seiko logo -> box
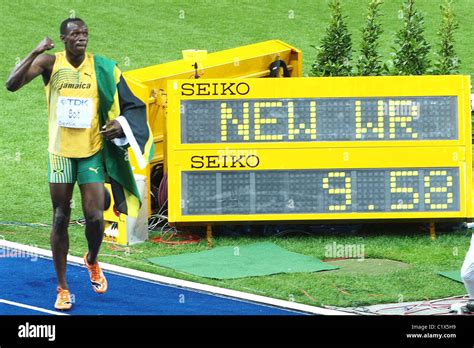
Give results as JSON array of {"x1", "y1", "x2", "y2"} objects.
[
  {"x1": 181, "y1": 82, "x2": 250, "y2": 96},
  {"x1": 191, "y1": 155, "x2": 260, "y2": 169}
]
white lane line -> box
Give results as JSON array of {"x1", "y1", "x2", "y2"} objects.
[
  {"x1": 0, "y1": 299, "x2": 69, "y2": 316},
  {"x1": 0, "y1": 240, "x2": 352, "y2": 315}
]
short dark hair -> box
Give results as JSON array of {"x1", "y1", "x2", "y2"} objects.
[{"x1": 60, "y1": 17, "x2": 85, "y2": 35}]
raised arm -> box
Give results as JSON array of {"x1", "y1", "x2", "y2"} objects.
[{"x1": 5, "y1": 37, "x2": 56, "y2": 92}]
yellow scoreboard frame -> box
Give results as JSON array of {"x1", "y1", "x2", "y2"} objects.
[{"x1": 166, "y1": 75, "x2": 472, "y2": 224}]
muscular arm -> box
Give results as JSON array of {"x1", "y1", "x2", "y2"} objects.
[{"x1": 5, "y1": 37, "x2": 56, "y2": 92}]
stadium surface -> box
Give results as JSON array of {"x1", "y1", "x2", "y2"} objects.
[{"x1": 0, "y1": 241, "x2": 347, "y2": 315}]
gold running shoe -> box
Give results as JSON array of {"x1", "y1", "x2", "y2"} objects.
[
  {"x1": 54, "y1": 287, "x2": 72, "y2": 311},
  {"x1": 84, "y1": 253, "x2": 108, "y2": 294}
]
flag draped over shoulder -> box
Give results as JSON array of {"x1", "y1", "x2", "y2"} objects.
[{"x1": 94, "y1": 55, "x2": 154, "y2": 218}]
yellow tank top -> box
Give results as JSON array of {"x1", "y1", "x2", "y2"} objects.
[{"x1": 45, "y1": 51, "x2": 102, "y2": 158}]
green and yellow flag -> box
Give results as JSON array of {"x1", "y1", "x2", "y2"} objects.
[{"x1": 94, "y1": 55, "x2": 154, "y2": 218}]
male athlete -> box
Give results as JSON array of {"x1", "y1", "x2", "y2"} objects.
[{"x1": 6, "y1": 18, "x2": 151, "y2": 310}]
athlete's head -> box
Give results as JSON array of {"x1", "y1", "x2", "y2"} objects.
[{"x1": 60, "y1": 18, "x2": 88, "y2": 56}]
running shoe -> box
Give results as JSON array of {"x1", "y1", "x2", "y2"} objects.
[
  {"x1": 54, "y1": 287, "x2": 72, "y2": 311},
  {"x1": 84, "y1": 253, "x2": 108, "y2": 294}
]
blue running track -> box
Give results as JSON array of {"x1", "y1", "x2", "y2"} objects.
[{"x1": 0, "y1": 247, "x2": 304, "y2": 315}]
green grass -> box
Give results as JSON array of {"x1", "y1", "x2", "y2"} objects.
[
  {"x1": 0, "y1": 223, "x2": 470, "y2": 307},
  {"x1": 0, "y1": 0, "x2": 473, "y2": 309}
]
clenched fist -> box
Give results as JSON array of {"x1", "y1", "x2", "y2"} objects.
[{"x1": 34, "y1": 37, "x2": 55, "y2": 54}]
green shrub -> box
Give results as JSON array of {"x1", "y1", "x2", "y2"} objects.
[
  {"x1": 391, "y1": 0, "x2": 431, "y2": 75},
  {"x1": 432, "y1": 0, "x2": 460, "y2": 75},
  {"x1": 311, "y1": 0, "x2": 352, "y2": 77},
  {"x1": 356, "y1": 0, "x2": 384, "y2": 76}
]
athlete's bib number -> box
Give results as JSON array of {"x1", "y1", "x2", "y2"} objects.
[{"x1": 57, "y1": 97, "x2": 93, "y2": 128}]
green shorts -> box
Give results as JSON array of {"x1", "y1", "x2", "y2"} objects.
[{"x1": 48, "y1": 151, "x2": 105, "y2": 185}]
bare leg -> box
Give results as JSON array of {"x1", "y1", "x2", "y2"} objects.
[
  {"x1": 79, "y1": 183, "x2": 104, "y2": 264},
  {"x1": 50, "y1": 183, "x2": 74, "y2": 290}
]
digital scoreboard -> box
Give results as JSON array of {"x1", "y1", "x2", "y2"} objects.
[
  {"x1": 181, "y1": 96, "x2": 458, "y2": 143},
  {"x1": 167, "y1": 76, "x2": 472, "y2": 223}
]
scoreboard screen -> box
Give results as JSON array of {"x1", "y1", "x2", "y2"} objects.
[
  {"x1": 167, "y1": 76, "x2": 472, "y2": 223},
  {"x1": 182, "y1": 168, "x2": 460, "y2": 215},
  {"x1": 181, "y1": 97, "x2": 458, "y2": 143}
]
